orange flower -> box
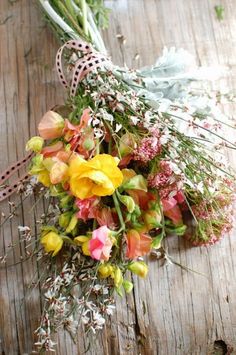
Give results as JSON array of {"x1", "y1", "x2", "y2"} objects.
[{"x1": 126, "y1": 229, "x2": 152, "y2": 259}]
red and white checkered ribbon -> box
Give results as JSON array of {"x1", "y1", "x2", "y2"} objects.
[
  {"x1": 56, "y1": 39, "x2": 111, "y2": 96},
  {"x1": 0, "y1": 153, "x2": 33, "y2": 201}
]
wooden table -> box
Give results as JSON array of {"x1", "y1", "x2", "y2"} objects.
[{"x1": 0, "y1": 1, "x2": 235, "y2": 354}]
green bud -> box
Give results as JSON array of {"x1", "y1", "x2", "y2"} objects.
[
  {"x1": 82, "y1": 138, "x2": 95, "y2": 151},
  {"x1": 151, "y1": 234, "x2": 164, "y2": 249},
  {"x1": 26, "y1": 136, "x2": 44, "y2": 153},
  {"x1": 122, "y1": 280, "x2": 133, "y2": 293},
  {"x1": 117, "y1": 193, "x2": 135, "y2": 213},
  {"x1": 122, "y1": 175, "x2": 147, "y2": 192},
  {"x1": 59, "y1": 194, "x2": 74, "y2": 208},
  {"x1": 59, "y1": 212, "x2": 72, "y2": 229},
  {"x1": 119, "y1": 133, "x2": 136, "y2": 157},
  {"x1": 65, "y1": 214, "x2": 78, "y2": 234},
  {"x1": 128, "y1": 261, "x2": 148, "y2": 278},
  {"x1": 113, "y1": 267, "x2": 123, "y2": 289}
]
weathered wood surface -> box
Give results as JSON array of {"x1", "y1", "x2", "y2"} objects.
[{"x1": 0, "y1": 0, "x2": 236, "y2": 354}]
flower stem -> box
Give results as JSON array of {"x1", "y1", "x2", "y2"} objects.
[
  {"x1": 81, "y1": 0, "x2": 88, "y2": 36},
  {"x1": 112, "y1": 192, "x2": 125, "y2": 232}
]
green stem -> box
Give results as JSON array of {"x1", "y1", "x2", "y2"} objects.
[
  {"x1": 112, "y1": 192, "x2": 125, "y2": 231},
  {"x1": 81, "y1": 0, "x2": 88, "y2": 36}
]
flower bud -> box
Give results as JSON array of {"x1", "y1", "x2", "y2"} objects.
[
  {"x1": 122, "y1": 175, "x2": 147, "y2": 192},
  {"x1": 128, "y1": 261, "x2": 148, "y2": 278},
  {"x1": 26, "y1": 136, "x2": 44, "y2": 152},
  {"x1": 50, "y1": 161, "x2": 69, "y2": 184},
  {"x1": 38, "y1": 170, "x2": 51, "y2": 187},
  {"x1": 113, "y1": 267, "x2": 123, "y2": 288},
  {"x1": 41, "y1": 231, "x2": 63, "y2": 256},
  {"x1": 59, "y1": 212, "x2": 72, "y2": 229},
  {"x1": 143, "y1": 210, "x2": 162, "y2": 230},
  {"x1": 98, "y1": 263, "x2": 114, "y2": 278},
  {"x1": 38, "y1": 110, "x2": 64, "y2": 139},
  {"x1": 65, "y1": 214, "x2": 78, "y2": 234},
  {"x1": 119, "y1": 133, "x2": 136, "y2": 157},
  {"x1": 82, "y1": 137, "x2": 95, "y2": 151},
  {"x1": 59, "y1": 194, "x2": 73, "y2": 208},
  {"x1": 122, "y1": 280, "x2": 133, "y2": 293},
  {"x1": 118, "y1": 194, "x2": 135, "y2": 213},
  {"x1": 74, "y1": 235, "x2": 90, "y2": 256}
]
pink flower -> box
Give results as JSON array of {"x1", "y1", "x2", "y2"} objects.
[
  {"x1": 133, "y1": 131, "x2": 161, "y2": 163},
  {"x1": 75, "y1": 197, "x2": 99, "y2": 222},
  {"x1": 162, "y1": 197, "x2": 183, "y2": 225},
  {"x1": 89, "y1": 226, "x2": 113, "y2": 261},
  {"x1": 175, "y1": 190, "x2": 185, "y2": 204}
]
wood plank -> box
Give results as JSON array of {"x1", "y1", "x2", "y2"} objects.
[{"x1": 0, "y1": 0, "x2": 235, "y2": 354}]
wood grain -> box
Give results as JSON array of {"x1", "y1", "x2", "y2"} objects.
[{"x1": 0, "y1": 0, "x2": 236, "y2": 354}]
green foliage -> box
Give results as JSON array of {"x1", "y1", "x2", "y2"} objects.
[{"x1": 86, "y1": 0, "x2": 110, "y2": 29}]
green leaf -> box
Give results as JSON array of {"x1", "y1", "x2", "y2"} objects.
[{"x1": 152, "y1": 234, "x2": 164, "y2": 249}]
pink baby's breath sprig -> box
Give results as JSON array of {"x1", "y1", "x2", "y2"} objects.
[{"x1": 133, "y1": 131, "x2": 162, "y2": 163}]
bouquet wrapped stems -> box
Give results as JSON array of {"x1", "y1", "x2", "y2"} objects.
[{"x1": 38, "y1": 0, "x2": 108, "y2": 53}]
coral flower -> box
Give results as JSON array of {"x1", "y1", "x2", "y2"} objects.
[
  {"x1": 38, "y1": 111, "x2": 65, "y2": 140},
  {"x1": 162, "y1": 197, "x2": 183, "y2": 225},
  {"x1": 94, "y1": 207, "x2": 117, "y2": 229},
  {"x1": 69, "y1": 154, "x2": 123, "y2": 199},
  {"x1": 75, "y1": 197, "x2": 99, "y2": 221},
  {"x1": 126, "y1": 229, "x2": 152, "y2": 259},
  {"x1": 89, "y1": 226, "x2": 113, "y2": 261},
  {"x1": 41, "y1": 141, "x2": 64, "y2": 158}
]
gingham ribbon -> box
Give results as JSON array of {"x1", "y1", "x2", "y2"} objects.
[
  {"x1": 56, "y1": 39, "x2": 111, "y2": 96},
  {"x1": 0, "y1": 153, "x2": 33, "y2": 201}
]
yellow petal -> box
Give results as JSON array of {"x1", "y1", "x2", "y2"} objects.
[
  {"x1": 82, "y1": 240, "x2": 90, "y2": 256},
  {"x1": 74, "y1": 236, "x2": 90, "y2": 245},
  {"x1": 70, "y1": 176, "x2": 94, "y2": 199},
  {"x1": 68, "y1": 155, "x2": 86, "y2": 176},
  {"x1": 38, "y1": 169, "x2": 51, "y2": 187}
]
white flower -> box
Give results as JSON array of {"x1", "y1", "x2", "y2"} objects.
[
  {"x1": 94, "y1": 128, "x2": 104, "y2": 138},
  {"x1": 93, "y1": 312, "x2": 105, "y2": 327},
  {"x1": 18, "y1": 225, "x2": 30, "y2": 233},
  {"x1": 115, "y1": 123, "x2": 122, "y2": 132},
  {"x1": 130, "y1": 115, "x2": 140, "y2": 125},
  {"x1": 105, "y1": 304, "x2": 115, "y2": 316}
]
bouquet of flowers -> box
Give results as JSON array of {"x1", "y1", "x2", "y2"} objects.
[{"x1": 1, "y1": 0, "x2": 235, "y2": 352}]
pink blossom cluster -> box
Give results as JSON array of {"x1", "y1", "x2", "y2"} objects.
[
  {"x1": 148, "y1": 160, "x2": 173, "y2": 189},
  {"x1": 133, "y1": 135, "x2": 161, "y2": 163}
]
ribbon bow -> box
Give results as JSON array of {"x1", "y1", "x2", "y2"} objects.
[{"x1": 56, "y1": 39, "x2": 111, "y2": 97}]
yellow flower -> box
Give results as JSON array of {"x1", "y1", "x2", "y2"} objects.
[
  {"x1": 41, "y1": 231, "x2": 63, "y2": 256},
  {"x1": 74, "y1": 235, "x2": 91, "y2": 256},
  {"x1": 69, "y1": 154, "x2": 123, "y2": 199},
  {"x1": 38, "y1": 169, "x2": 51, "y2": 187},
  {"x1": 98, "y1": 263, "x2": 114, "y2": 278},
  {"x1": 128, "y1": 261, "x2": 148, "y2": 278},
  {"x1": 113, "y1": 267, "x2": 123, "y2": 288}
]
